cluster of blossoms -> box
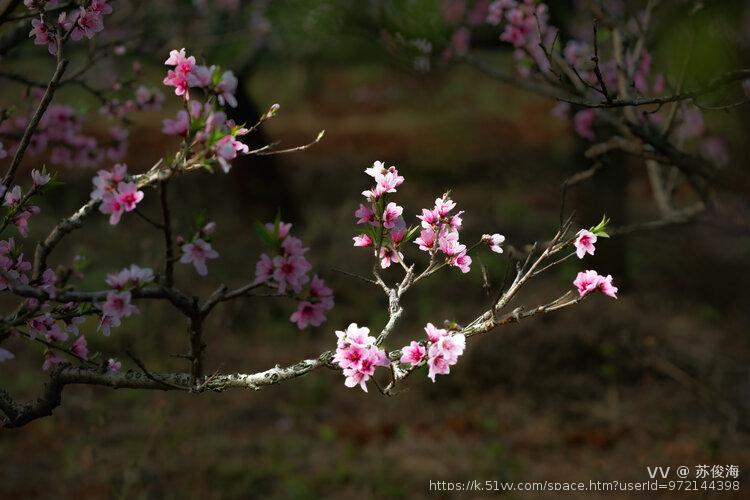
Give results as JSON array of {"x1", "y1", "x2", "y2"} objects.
[
  {"x1": 90, "y1": 163, "x2": 144, "y2": 225},
  {"x1": 27, "y1": 294, "x2": 121, "y2": 373},
  {"x1": 484, "y1": 1, "x2": 730, "y2": 165},
  {"x1": 100, "y1": 85, "x2": 165, "y2": 120},
  {"x1": 0, "y1": 104, "x2": 103, "y2": 168},
  {"x1": 163, "y1": 48, "x2": 238, "y2": 107},
  {"x1": 1, "y1": 169, "x2": 50, "y2": 238},
  {"x1": 413, "y1": 194, "x2": 473, "y2": 273},
  {"x1": 0, "y1": 239, "x2": 31, "y2": 291},
  {"x1": 401, "y1": 323, "x2": 466, "y2": 382},
  {"x1": 333, "y1": 323, "x2": 388, "y2": 392},
  {"x1": 488, "y1": 0, "x2": 555, "y2": 75},
  {"x1": 399, "y1": 1, "x2": 731, "y2": 167},
  {"x1": 1, "y1": 243, "x2": 100, "y2": 371},
  {"x1": 254, "y1": 221, "x2": 334, "y2": 329},
  {"x1": 98, "y1": 264, "x2": 154, "y2": 336},
  {"x1": 572, "y1": 224, "x2": 618, "y2": 299},
  {"x1": 333, "y1": 320, "x2": 467, "y2": 392},
  {"x1": 28, "y1": 0, "x2": 113, "y2": 55},
  {"x1": 352, "y1": 161, "x2": 408, "y2": 268},
  {"x1": 161, "y1": 49, "x2": 249, "y2": 173},
  {"x1": 178, "y1": 221, "x2": 219, "y2": 276},
  {"x1": 353, "y1": 161, "x2": 504, "y2": 273}
]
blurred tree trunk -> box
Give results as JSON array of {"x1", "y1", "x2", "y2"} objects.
[
  {"x1": 574, "y1": 142, "x2": 629, "y2": 287},
  {"x1": 225, "y1": 57, "x2": 300, "y2": 222}
]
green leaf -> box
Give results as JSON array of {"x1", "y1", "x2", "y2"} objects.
[
  {"x1": 273, "y1": 209, "x2": 282, "y2": 240},
  {"x1": 254, "y1": 221, "x2": 276, "y2": 247},
  {"x1": 402, "y1": 224, "x2": 420, "y2": 244},
  {"x1": 589, "y1": 214, "x2": 611, "y2": 236}
]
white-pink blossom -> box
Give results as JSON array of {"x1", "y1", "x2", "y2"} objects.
[
  {"x1": 400, "y1": 341, "x2": 426, "y2": 366},
  {"x1": 333, "y1": 323, "x2": 388, "y2": 392},
  {"x1": 102, "y1": 291, "x2": 139, "y2": 319},
  {"x1": 483, "y1": 233, "x2": 505, "y2": 253},
  {"x1": 574, "y1": 229, "x2": 597, "y2": 259},
  {"x1": 180, "y1": 239, "x2": 219, "y2": 276}
]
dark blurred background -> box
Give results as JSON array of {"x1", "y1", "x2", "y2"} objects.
[{"x1": 1, "y1": 1, "x2": 750, "y2": 498}]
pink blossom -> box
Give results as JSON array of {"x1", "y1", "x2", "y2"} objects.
[
  {"x1": 596, "y1": 274, "x2": 618, "y2": 298},
  {"x1": 254, "y1": 253, "x2": 274, "y2": 283},
  {"x1": 362, "y1": 167, "x2": 405, "y2": 200},
  {"x1": 29, "y1": 314, "x2": 66, "y2": 342},
  {"x1": 352, "y1": 234, "x2": 373, "y2": 247},
  {"x1": 355, "y1": 204, "x2": 376, "y2": 225},
  {"x1": 289, "y1": 301, "x2": 327, "y2": 329},
  {"x1": 390, "y1": 219, "x2": 407, "y2": 244},
  {"x1": 333, "y1": 323, "x2": 388, "y2": 392},
  {"x1": 13, "y1": 208, "x2": 39, "y2": 238},
  {"x1": 31, "y1": 169, "x2": 50, "y2": 187},
  {"x1": 448, "y1": 211, "x2": 463, "y2": 230},
  {"x1": 452, "y1": 251, "x2": 472, "y2": 273},
  {"x1": 574, "y1": 270, "x2": 618, "y2": 298},
  {"x1": 272, "y1": 254, "x2": 311, "y2": 293},
  {"x1": 701, "y1": 136, "x2": 729, "y2": 167},
  {"x1": 309, "y1": 275, "x2": 334, "y2": 310},
  {"x1": 180, "y1": 239, "x2": 219, "y2": 276},
  {"x1": 116, "y1": 182, "x2": 144, "y2": 211},
  {"x1": 102, "y1": 290, "x2": 138, "y2": 319},
  {"x1": 106, "y1": 265, "x2": 154, "y2": 290},
  {"x1": 63, "y1": 316, "x2": 85, "y2": 337},
  {"x1": 483, "y1": 233, "x2": 505, "y2": 253},
  {"x1": 438, "y1": 231, "x2": 464, "y2": 257},
  {"x1": 188, "y1": 64, "x2": 214, "y2": 88},
  {"x1": 40, "y1": 268, "x2": 58, "y2": 298},
  {"x1": 573, "y1": 270, "x2": 599, "y2": 296},
  {"x1": 426, "y1": 328, "x2": 466, "y2": 382},
  {"x1": 379, "y1": 167, "x2": 404, "y2": 188},
  {"x1": 165, "y1": 48, "x2": 195, "y2": 70},
  {"x1": 42, "y1": 351, "x2": 65, "y2": 371},
  {"x1": 99, "y1": 192, "x2": 124, "y2": 225},
  {"x1": 364, "y1": 160, "x2": 386, "y2": 177},
  {"x1": 400, "y1": 341, "x2": 426, "y2": 366},
  {"x1": 162, "y1": 110, "x2": 190, "y2": 135},
  {"x1": 70, "y1": 7, "x2": 104, "y2": 42},
  {"x1": 71, "y1": 335, "x2": 89, "y2": 360},
  {"x1": 214, "y1": 135, "x2": 249, "y2": 173},
  {"x1": 382, "y1": 202, "x2": 403, "y2": 229},
  {"x1": 417, "y1": 207, "x2": 440, "y2": 228},
  {"x1": 425, "y1": 322, "x2": 447, "y2": 342},
  {"x1": 379, "y1": 247, "x2": 404, "y2": 269},
  {"x1": 264, "y1": 221, "x2": 293, "y2": 239},
  {"x1": 29, "y1": 17, "x2": 56, "y2": 54},
  {"x1": 3, "y1": 186, "x2": 21, "y2": 207},
  {"x1": 415, "y1": 227, "x2": 437, "y2": 251},
  {"x1": 89, "y1": 0, "x2": 113, "y2": 16},
  {"x1": 201, "y1": 221, "x2": 217, "y2": 236},
  {"x1": 107, "y1": 358, "x2": 121, "y2": 372},
  {"x1": 573, "y1": 109, "x2": 596, "y2": 141},
  {"x1": 574, "y1": 229, "x2": 597, "y2": 259},
  {"x1": 281, "y1": 235, "x2": 308, "y2": 257},
  {"x1": 342, "y1": 348, "x2": 389, "y2": 392},
  {"x1": 216, "y1": 70, "x2": 238, "y2": 107},
  {"x1": 98, "y1": 314, "x2": 121, "y2": 336},
  {"x1": 90, "y1": 163, "x2": 127, "y2": 200},
  {"x1": 434, "y1": 196, "x2": 456, "y2": 217}
]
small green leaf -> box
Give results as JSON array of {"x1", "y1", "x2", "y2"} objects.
[
  {"x1": 402, "y1": 225, "x2": 420, "y2": 244},
  {"x1": 273, "y1": 210, "x2": 282, "y2": 240},
  {"x1": 254, "y1": 221, "x2": 276, "y2": 247}
]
